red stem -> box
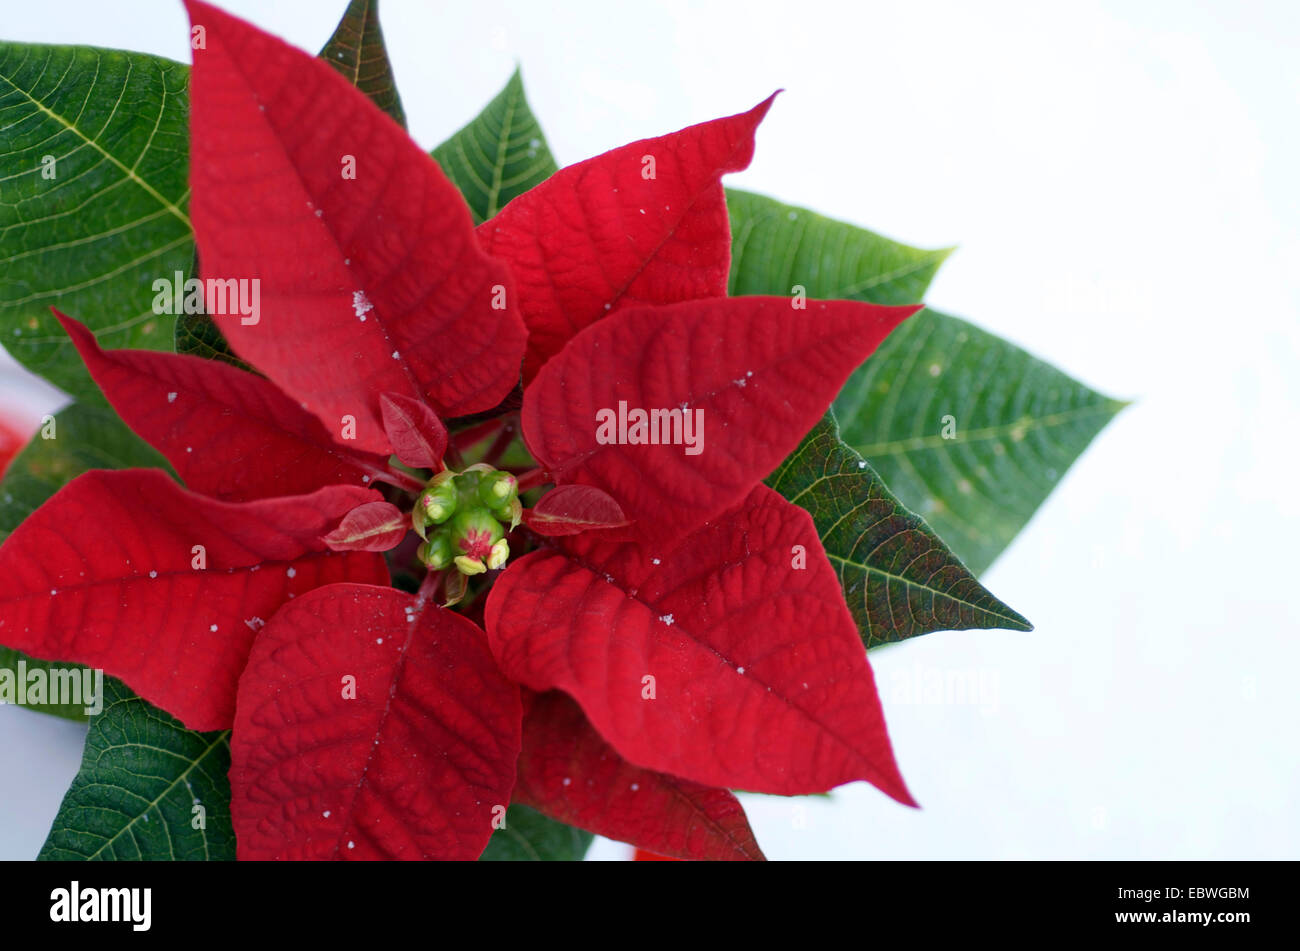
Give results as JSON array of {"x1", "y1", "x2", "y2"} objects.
[
  {"x1": 481, "y1": 419, "x2": 517, "y2": 467},
  {"x1": 516, "y1": 467, "x2": 550, "y2": 492},
  {"x1": 370, "y1": 466, "x2": 425, "y2": 494},
  {"x1": 452, "y1": 418, "x2": 507, "y2": 452},
  {"x1": 415, "y1": 570, "x2": 444, "y2": 607}
]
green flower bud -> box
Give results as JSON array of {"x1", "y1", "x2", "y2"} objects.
[
  {"x1": 418, "y1": 482, "x2": 458, "y2": 526},
  {"x1": 417, "y1": 531, "x2": 455, "y2": 570},
  {"x1": 413, "y1": 465, "x2": 521, "y2": 575},
  {"x1": 492, "y1": 497, "x2": 522, "y2": 531},
  {"x1": 478, "y1": 471, "x2": 518, "y2": 508}
]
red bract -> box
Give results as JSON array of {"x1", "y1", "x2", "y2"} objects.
[
  {"x1": 232, "y1": 585, "x2": 521, "y2": 860},
  {"x1": 520, "y1": 297, "x2": 916, "y2": 545},
  {"x1": 0, "y1": 470, "x2": 385, "y2": 729},
  {"x1": 487, "y1": 486, "x2": 913, "y2": 802},
  {"x1": 515, "y1": 691, "x2": 765, "y2": 861},
  {"x1": 477, "y1": 94, "x2": 775, "y2": 384},
  {"x1": 187, "y1": 0, "x2": 525, "y2": 453},
  {"x1": 0, "y1": 1, "x2": 922, "y2": 860}
]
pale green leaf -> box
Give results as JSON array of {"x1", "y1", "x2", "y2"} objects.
[
  {"x1": 432, "y1": 69, "x2": 558, "y2": 223},
  {"x1": 835, "y1": 309, "x2": 1126, "y2": 574}
]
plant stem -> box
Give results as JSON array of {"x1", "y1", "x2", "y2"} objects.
[
  {"x1": 481, "y1": 418, "x2": 517, "y2": 467},
  {"x1": 516, "y1": 467, "x2": 550, "y2": 492},
  {"x1": 371, "y1": 466, "x2": 426, "y2": 494},
  {"x1": 415, "y1": 570, "x2": 444, "y2": 607}
]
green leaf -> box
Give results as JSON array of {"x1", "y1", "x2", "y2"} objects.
[
  {"x1": 767, "y1": 413, "x2": 1031, "y2": 648},
  {"x1": 723, "y1": 189, "x2": 1121, "y2": 573},
  {"x1": 174, "y1": 311, "x2": 251, "y2": 370},
  {"x1": 478, "y1": 805, "x2": 594, "y2": 861},
  {"x1": 432, "y1": 69, "x2": 559, "y2": 224},
  {"x1": 0, "y1": 43, "x2": 193, "y2": 400},
  {"x1": 0, "y1": 647, "x2": 91, "y2": 722},
  {"x1": 835, "y1": 309, "x2": 1127, "y2": 574},
  {"x1": 0, "y1": 404, "x2": 170, "y2": 719},
  {"x1": 727, "y1": 188, "x2": 952, "y2": 305},
  {"x1": 0, "y1": 404, "x2": 170, "y2": 543},
  {"x1": 318, "y1": 0, "x2": 406, "y2": 127},
  {"x1": 39, "y1": 679, "x2": 234, "y2": 860}
]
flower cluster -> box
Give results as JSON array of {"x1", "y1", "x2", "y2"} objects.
[{"x1": 0, "y1": 0, "x2": 921, "y2": 860}]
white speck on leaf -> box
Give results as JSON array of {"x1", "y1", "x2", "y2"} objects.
[
  {"x1": 660, "y1": 613, "x2": 674, "y2": 625},
  {"x1": 287, "y1": 567, "x2": 297, "y2": 578},
  {"x1": 167, "y1": 392, "x2": 177, "y2": 403},
  {"x1": 352, "y1": 290, "x2": 373, "y2": 321}
]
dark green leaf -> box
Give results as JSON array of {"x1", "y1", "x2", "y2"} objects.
[
  {"x1": 767, "y1": 413, "x2": 1031, "y2": 648},
  {"x1": 0, "y1": 43, "x2": 192, "y2": 400},
  {"x1": 835, "y1": 309, "x2": 1127, "y2": 574},
  {"x1": 727, "y1": 188, "x2": 952, "y2": 305},
  {"x1": 478, "y1": 804, "x2": 593, "y2": 861},
  {"x1": 0, "y1": 404, "x2": 170, "y2": 719},
  {"x1": 432, "y1": 69, "x2": 558, "y2": 224},
  {"x1": 318, "y1": 0, "x2": 406, "y2": 127},
  {"x1": 173, "y1": 311, "x2": 250, "y2": 370},
  {"x1": 39, "y1": 679, "x2": 234, "y2": 860}
]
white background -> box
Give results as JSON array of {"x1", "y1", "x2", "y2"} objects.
[{"x1": 1, "y1": 0, "x2": 1296, "y2": 860}]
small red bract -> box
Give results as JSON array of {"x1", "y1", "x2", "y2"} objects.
[{"x1": 0, "y1": 0, "x2": 921, "y2": 860}]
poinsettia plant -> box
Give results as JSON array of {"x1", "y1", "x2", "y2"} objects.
[{"x1": 0, "y1": 0, "x2": 1122, "y2": 861}]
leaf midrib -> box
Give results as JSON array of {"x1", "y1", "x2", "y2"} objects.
[
  {"x1": 847, "y1": 402, "x2": 1121, "y2": 458},
  {"x1": 0, "y1": 55, "x2": 191, "y2": 229},
  {"x1": 78, "y1": 718, "x2": 230, "y2": 861}
]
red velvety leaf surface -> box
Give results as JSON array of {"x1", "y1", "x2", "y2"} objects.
[
  {"x1": 523, "y1": 484, "x2": 628, "y2": 536},
  {"x1": 379, "y1": 392, "x2": 447, "y2": 470},
  {"x1": 55, "y1": 310, "x2": 388, "y2": 502},
  {"x1": 486, "y1": 485, "x2": 913, "y2": 802},
  {"x1": 231, "y1": 584, "x2": 522, "y2": 860},
  {"x1": 516, "y1": 690, "x2": 764, "y2": 861},
  {"x1": 523, "y1": 296, "x2": 919, "y2": 545},
  {"x1": 185, "y1": 0, "x2": 525, "y2": 453},
  {"x1": 478, "y1": 95, "x2": 774, "y2": 383},
  {"x1": 0, "y1": 471, "x2": 386, "y2": 730},
  {"x1": 323, "y1": 500, "x2": 408, "y2": 552}
]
